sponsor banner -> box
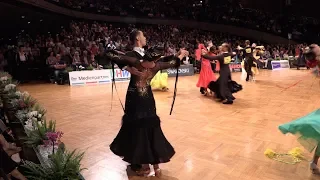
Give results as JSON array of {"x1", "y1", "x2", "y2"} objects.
[
  {"x1": 166, "y1": 64, "x2": 194, "y2": 77},
  {"x1": 271, "y1": 60, "x2": 289, "y2": 70},
  {"x1": 229, "y1": 63, "x2": 242, "y2": 72},
  {"x1": 69, "y1": 70, "x2": 111, "y2": 86}
]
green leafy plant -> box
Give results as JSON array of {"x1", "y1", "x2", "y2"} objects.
[
  {"x1": 66, "y1": 67, "x2": 73, "y2": 72},
  {"x1": 33, "y1": 103, "x2": 47, "y2": 116},
  {"x1": 23, "y1": 94, "x2": 37, "y2": 109},
  {"x1": 86, "y1": 65, "x2": 94, "y2": 70},
  {"x1": 22, "y1": 147, "x2": 85, "y2": 180},
  {"x1": 104, "y1": 65, "x2": 112, "y2": 69},
  {"x1": 24, "y1": 120, "x2": 56, "y2": 147}
]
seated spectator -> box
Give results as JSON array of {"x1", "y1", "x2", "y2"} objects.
[
  {"x1": 72, "y1": 51, "x2": 81, "y2": 65},
  {"x1": 0, "y1": 134, "x2": 21, "y2": 157},
  {"x1": 81, "y1": 50, "x2": 89, "y2": 65},
  {"x1": 0, "y1": 146, "x2": 26, "y2": 180},
  {"x1": 53, "y1": 54, "x2": 68, "y2": 84},
  {"x1": 46, "y1": 52, "x2": 57, "y2": 65},
  {"x1": 89, "y1": 54, "x2": 98, "y2": 68}
]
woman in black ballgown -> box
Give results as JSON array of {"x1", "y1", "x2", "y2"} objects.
[{"x1": 109, "y1": 47, "x2": 188, "y2": 177}]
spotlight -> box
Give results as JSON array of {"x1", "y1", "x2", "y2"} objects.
[
  {"x1": 21, "y1": 16, "x2": 25, "y2": 19},
  {"x1": 28, "y1": 21, "x2": 31, "y2": 24}
]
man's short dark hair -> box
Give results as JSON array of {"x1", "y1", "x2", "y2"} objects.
[
  {"x1": 209, "y1": 46, "x2": 216, "y2": 53},
  {"x1": 129, "y1": 29, "x2": 140, "y2": 44}
]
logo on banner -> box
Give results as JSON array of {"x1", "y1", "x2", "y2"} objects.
[
  {"x1": 272, "y1": 62, "x2": 281, "y2": 69},
  {"x1": 229, "y1": 63, "x2": 242, "y2": 72},
  {"x1": 167, "y1": 68, "x2": 190, "y2": 74},
  {"x1": 166, "y1": 65, "x2": 195, "y2": 77},
  {"x1": 110, "y1": 69, "x2": 131, "y2": 81}
]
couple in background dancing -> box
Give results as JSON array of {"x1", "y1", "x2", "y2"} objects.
[{"x1": 197, "y1": 42, "x2": 240, "y2": 104}]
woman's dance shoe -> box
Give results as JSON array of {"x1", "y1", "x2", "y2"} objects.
[{"x1": 310, "y1": 162, "x2": 320, "y2": 174}]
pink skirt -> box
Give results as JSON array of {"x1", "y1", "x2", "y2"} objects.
[{"x1": 197, "y1": 60, "x2": 216, "y2": 88}]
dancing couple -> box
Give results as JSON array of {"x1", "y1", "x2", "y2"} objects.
[
  {"x1": 196, "y1": 43, "x2": 217, "y2": 96},
  {"x1": 200, "y1": 43, "x2": 238, "y2": 104},
  {"x1": 109, "y1": 29, "x2": 189, "y2": 177},
  {"x1": 238, "y1": 40, "x2": 264, "y2": 82}
]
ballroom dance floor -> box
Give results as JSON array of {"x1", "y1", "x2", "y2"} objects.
[{"x1": 20, "y1": 69, "x2": 320, "y2": 180}]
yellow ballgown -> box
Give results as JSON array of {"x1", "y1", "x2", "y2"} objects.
[{"x1": 150, "y1": 71, "x2": 168, "y2": 89}]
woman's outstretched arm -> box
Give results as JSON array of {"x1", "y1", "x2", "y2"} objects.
[{"x1": 107, "y1": 51, "x2": 140, "y2": 68}]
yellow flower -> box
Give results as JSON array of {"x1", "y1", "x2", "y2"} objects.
[
  {"x1": 288, "y1": 147, "x2": 303, "y2": 158},
  {"x1": 264, "y1": 148, "x2": 276, "y2": 158}
]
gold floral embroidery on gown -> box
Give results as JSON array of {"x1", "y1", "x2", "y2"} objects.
[{"x1": 135, "y1": 69, "x2": 154, "y2": 96}]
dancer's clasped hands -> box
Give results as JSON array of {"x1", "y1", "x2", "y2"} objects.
[
  {"x1": 201, "y1": 49, "x2": 207, "y2": 56},
  {"x1": 176, "y1": 49, "x2": 189, "y2": 60}
]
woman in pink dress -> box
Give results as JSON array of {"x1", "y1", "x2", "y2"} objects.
[{"x1": 196, "y1": 44, "x2": 217, "y2": 95}]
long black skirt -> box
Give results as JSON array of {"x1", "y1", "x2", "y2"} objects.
[
  {"x1": 110, "y1": 114, "x2": 175, "y2": 165},
  {"x1": 208, "y1": 79, "x2": 243, "y2": 99}
]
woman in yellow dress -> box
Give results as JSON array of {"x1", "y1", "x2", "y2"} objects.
[
  {"x1": 150, "y1": 46, "x2": 175, "y2": 91},
  {"x1": 150, "y1": 69, "x2": 169, "y2": 91}
]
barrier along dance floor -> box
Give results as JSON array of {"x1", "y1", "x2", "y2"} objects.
[{"x1": 20, "y1": 69, "x2": 320, "y2": 180}]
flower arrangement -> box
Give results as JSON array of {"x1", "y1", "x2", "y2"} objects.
[
  {"x1": 4, "y1": 83, "x2": 16, "y2": 92},
  {"x1": 0, "y1": 76, "x2": 8, "y2": 82},
  {"x1": 0, "y1": 71, "x2": 85, "y2": 179},
  {"x1": 24, "y1": 119, "x2": 56, "y2": 147},
  {"x1": 44, "y1": 131, "x2": 63, "y2": 154},
  {"x1": 0, "y1": 72, "x2": 16, "y2": 92}
]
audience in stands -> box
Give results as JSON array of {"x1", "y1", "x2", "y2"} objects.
[
  {"x1": 46, "y1": 0, "x2": 319, "y2": 41},
  {"x1": 0, "y1": 21, "x2": 309, "y2": 85}
]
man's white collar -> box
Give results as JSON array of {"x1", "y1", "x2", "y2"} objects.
[{"x1": 133, "y1": 47, "x2": 145, "y2": 56}]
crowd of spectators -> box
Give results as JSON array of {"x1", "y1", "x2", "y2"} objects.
[
  {"x1": 47, "y1": 0, "x2": 319, "y2": 41},
  {"x1": 0, "y1": 20, "x2": 310, "y2": 85}
]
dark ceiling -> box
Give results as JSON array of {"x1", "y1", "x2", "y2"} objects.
[
  {"x1": 239, "y1": 0, "x2": 319, "y2": 18},
  {"x1": 0, "y1": 0, "x2": 73, "y2": 42}
]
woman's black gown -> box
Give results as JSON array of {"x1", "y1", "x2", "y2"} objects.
[
  {"x1": 110, "y1": 55, "x2": 178, "y2": 165},
  {"x1": 203, "y1": 52, "x2": 235, "y2": 101}
]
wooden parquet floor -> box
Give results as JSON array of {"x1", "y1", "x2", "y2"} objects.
[{"x1": 20, "y1": 69, "x2": 320, "y2": 180}]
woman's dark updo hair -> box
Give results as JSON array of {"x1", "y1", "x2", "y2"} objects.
[{"x1": 222, "y1": 43, "x2": 231, "y2": 52}]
